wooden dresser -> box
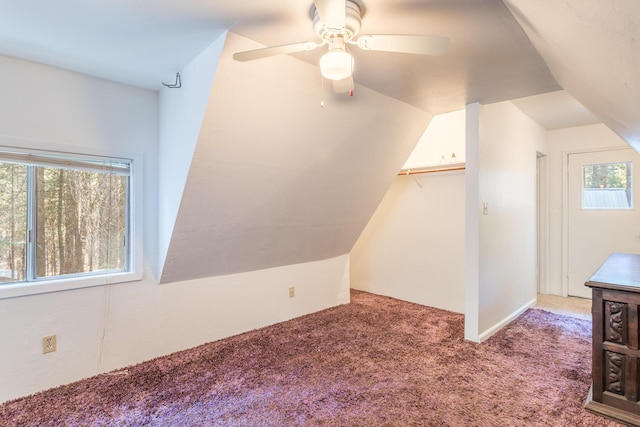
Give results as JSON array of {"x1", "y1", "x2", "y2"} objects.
[{"x1": 585, "y1": 253, "x2": 640, "y2": 426}]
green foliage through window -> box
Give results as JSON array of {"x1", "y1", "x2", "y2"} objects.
[{"x1": 583, "y1": 162, "x2": 631, "y2": 189}]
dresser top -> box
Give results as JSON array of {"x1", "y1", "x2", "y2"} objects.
[{"x1": 585, "y1": 253, "x2": 640, "y2": 292}]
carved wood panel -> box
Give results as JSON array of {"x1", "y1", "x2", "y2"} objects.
[
  {"x1": 605, "y1": 301, "x2": 628, "y2": 345},
  {"x1": 604, "y1": 351, "x2": 625, "y2": 395},
  {"x1": 585, "y1": 254, "x2": 640, "y2": 425}
]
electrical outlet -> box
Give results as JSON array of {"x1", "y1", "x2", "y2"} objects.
[
  {"x1": 42, "y1": 335, "x2": 56, "y2": 354},
  {"x1": 289, "y1": 287, "x2": 295, "y2": 298}
]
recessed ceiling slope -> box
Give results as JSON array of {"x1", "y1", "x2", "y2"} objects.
[
  {"x1": 512, "y1": 90, "x2": 600, "y2": 130},
  {"x1": 503, "y1": 0, "x2": 640, "y2": 150}
]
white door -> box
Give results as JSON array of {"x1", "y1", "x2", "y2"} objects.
[{"x1": 567, "y1": 148, "x2": 640, "y2": 298}]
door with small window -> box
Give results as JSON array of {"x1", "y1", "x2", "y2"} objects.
[{"x1": 567, "y1": 148, "x2": 640, "y2": 298}]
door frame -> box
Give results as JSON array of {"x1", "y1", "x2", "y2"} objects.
[
  {"x1": 537, "y1": 152, "x2": 549, "y2": 294},
  {"x1": 561, "y1": 145, "x2": 630, "y2": 296}
]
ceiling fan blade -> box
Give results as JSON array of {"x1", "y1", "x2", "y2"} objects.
[
  {"x1": 233, "y1": 41, "x2": 319, "y2": 62},
  {"x1": 314, "y1": 0, "x2": 345, "y2": 29},
  {"x1": 355, "y1": 34, "x2": 449, "y2": 56},
  {"x1": 332, "y1": 76, "x2": 353, "y2": 93}
]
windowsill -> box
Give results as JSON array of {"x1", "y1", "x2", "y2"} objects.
[{"x1": 0, "y1": 271, "x2": 142, "y2": 300}]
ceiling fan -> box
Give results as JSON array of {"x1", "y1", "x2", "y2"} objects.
[{"x1": 233, "y1": 0, "x2": 449, "y2": 93}]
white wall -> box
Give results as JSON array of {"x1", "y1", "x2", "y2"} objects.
[
  {"x1": 352, "y1": 101, "x2": 546, "y2": 334},
  {"x1": 465, "y1": 103, "x2": 481, "y2": 340},
  {"x1": 403, "y1": 109, "x2": 467, "y2": 168},
  {"x1": 0, "y1": 54, "x2": 350, "y2": 403},
  {"x1": 96, "y1": 254, "x2": 350, "y2": 376},
  {"x1": 351, "y1": 110, "x2": 466, "y2": 313},
  {"x1": 351, "y1": 171, "x2": 465, "y2": 313},
  {"x1": 159, "y1": 32, "x2": 433, "y2": 283},
  {"x1": 465, "y1": 101, "x2": 545, "y2": 341},
  {"x1": 0, "y1": 254, "x2": 350, "y2": 403},
  {"x1": 158, "y1": 33, "x2": 226, "y2": 278},
  {"x1": 0, "y1": 55, "x2": 160, "y2": 276},
  {"x1": 546, "y1": 124, "x2": 629, "y2": 296}
]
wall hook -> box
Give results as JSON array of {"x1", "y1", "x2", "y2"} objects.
[{"x1": 162, "y1": 72, "x2": 181, "y2": 88}]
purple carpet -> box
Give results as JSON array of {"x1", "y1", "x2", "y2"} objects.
[{"x1": 0, "y1": 290, "x2": 621, "y2": 426}]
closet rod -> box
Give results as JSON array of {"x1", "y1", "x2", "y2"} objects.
[{"x1": 398, "y1": 163, "x2": 466, "y2": 176}]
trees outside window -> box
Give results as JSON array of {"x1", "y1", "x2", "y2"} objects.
[
  {"x1": 0, "y1": 163, "x2": 27, "y2": 282},
  {"x1": 0, "y1": 152, "x2": 130, "y2": 285}
]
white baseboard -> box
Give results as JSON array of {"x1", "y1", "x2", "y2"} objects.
[{"x1": 478, "y1": 298, "x2": 537, "y2": 343}]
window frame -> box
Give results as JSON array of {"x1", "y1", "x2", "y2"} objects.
[{"x1": 0, "y1": 142, "x2": 143, "y2": 299}]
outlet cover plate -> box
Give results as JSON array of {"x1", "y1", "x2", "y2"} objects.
[{"x1": 42, "y1": 335, "x2": 56, "y2": 354}]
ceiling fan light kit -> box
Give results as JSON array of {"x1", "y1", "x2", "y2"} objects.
[
  {"x1": 319, "y1": 37, "x2": 354, "y2": 80},
  {"x1": 319, "y1": 50, "x2": 353, "y2": 80},
  {"x1": 233, "y1": 0, "x2": 449, "y2": 92}
]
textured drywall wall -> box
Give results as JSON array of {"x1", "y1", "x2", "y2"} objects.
[{"x1": 160, "y1": 32, "x2": 433, "y2": 283}]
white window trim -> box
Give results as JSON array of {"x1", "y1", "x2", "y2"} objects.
[{"x1": 0, "y1": 138, "x2": 144, "y2": 300}]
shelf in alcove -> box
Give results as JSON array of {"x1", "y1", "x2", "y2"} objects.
[{"x1": 398, "y1": 163, "x2": 466, "y2": 176}]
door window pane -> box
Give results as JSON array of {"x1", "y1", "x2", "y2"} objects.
[{"x1": 582, "y1": 162, "x2": 633, "y2": 209}]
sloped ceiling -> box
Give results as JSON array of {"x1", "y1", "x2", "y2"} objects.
[
  {"x1": 230, "y1": 0, "x2": 560, "y2": 114},
  {"x1": 512, "y1": 90, "x2": 600, "y2": 131},
  {"x1": 0, "y1": 0, "x2": 559, "y2": 115},
  {"x1": 503, "y1": 0, "x2": 640, "y2": 150},
  {"x1": 0, "y1": 0, "x2": 232, "y2": 89},
  {"x1": 159, "y1": 33, "x2": 432, "y2": 282}
]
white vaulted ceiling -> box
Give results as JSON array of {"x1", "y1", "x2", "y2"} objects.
[
  {"x1": 0, "y1": 1, "x2": 636, "y2": 133},
  {"x1": 503, "y1": 0, "x2": 640, "y2": 151},
  {"x1": 0, "y1": 0, "x2": 560, "y2": 113}
]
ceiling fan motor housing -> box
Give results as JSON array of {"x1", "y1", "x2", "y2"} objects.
[
  {"x1": 313, "y1": 0, "x2": 362, "y2": 42},
  {"x1": 234, "y1": 0, "x2": 448, "y2": 87}
]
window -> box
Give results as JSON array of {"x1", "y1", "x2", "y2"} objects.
[
  {"x1": 0, "y1": 149, "x2": 133, "y2": 288},
  {"x1": 582, "y1": 161, "x2": 633, "y2": 209}
]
